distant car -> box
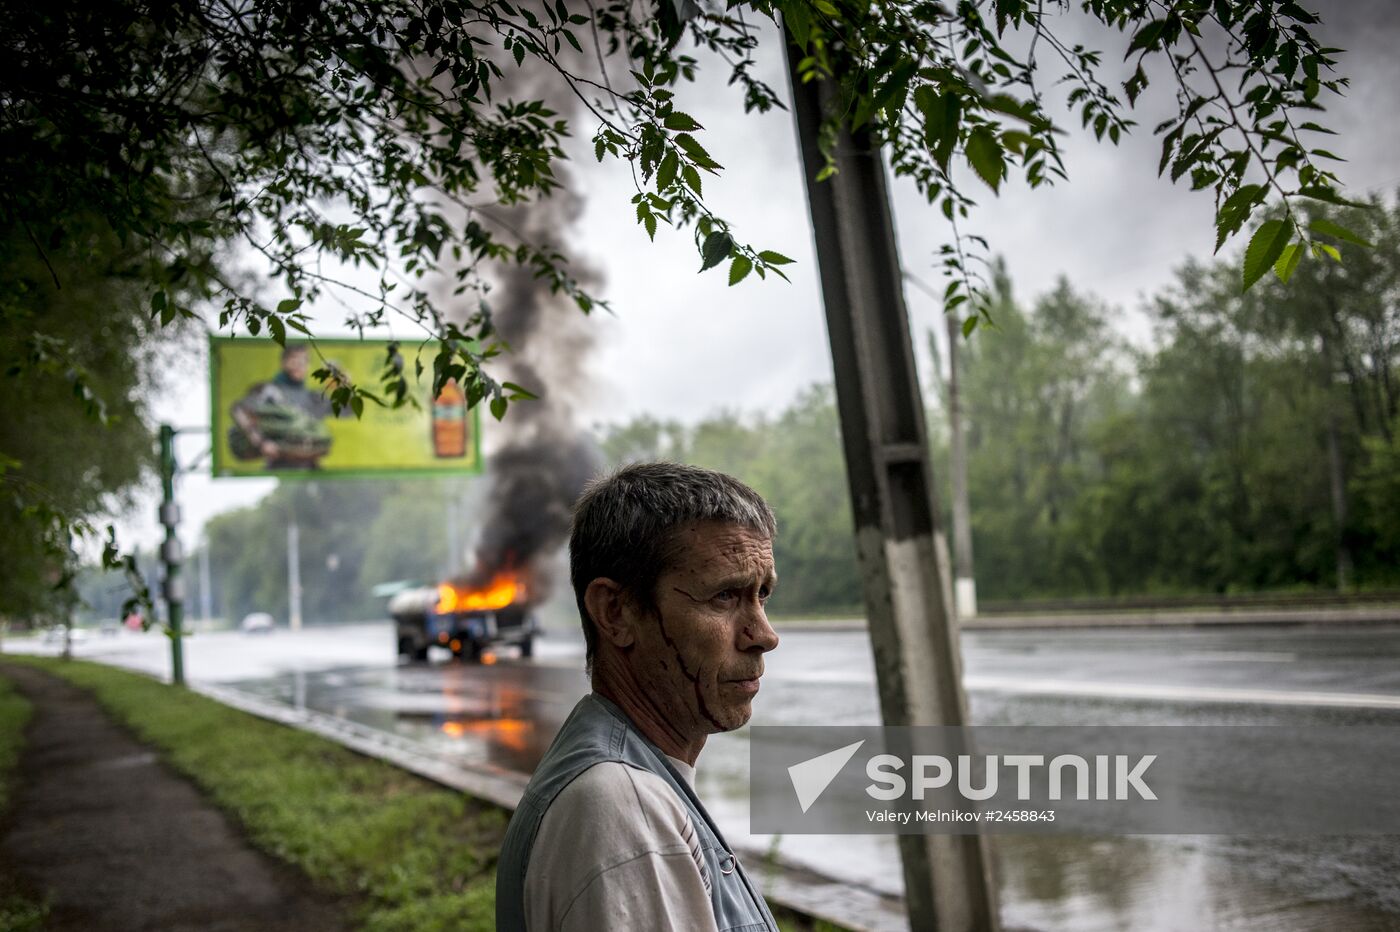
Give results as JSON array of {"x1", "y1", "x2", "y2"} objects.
[{"x1": 240, "y1": 612, "x2": 275, "y2": 634}]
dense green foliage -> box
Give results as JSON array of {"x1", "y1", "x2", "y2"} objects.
[
  {"x1": 0, "y1": 220, "x2": 177, "y2": 626},
  {"x1": 5, "y1": 0, "x2": 1352, "y2": 389}
]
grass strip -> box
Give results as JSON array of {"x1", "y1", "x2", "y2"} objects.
[
  {"x1": 5, "y1": 656, "x2": 501, "y2": 931},
  {"x1": 3, "y1": 656, "x2": 845, "y2": 932},
  {"x1": 0, "y1": 672, "x2": 47, "y2": 931}
]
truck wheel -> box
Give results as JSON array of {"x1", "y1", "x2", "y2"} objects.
[
  {"x1": 519, "y1": 635, "x2": 534, "y2": 659},
  {"x1": 399, "y1": 637, "x2": 428, "y2": 663}
]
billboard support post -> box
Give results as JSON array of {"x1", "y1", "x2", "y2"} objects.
[{"x1": 158, "y1": 424, "x2": 186, "y2": 686}]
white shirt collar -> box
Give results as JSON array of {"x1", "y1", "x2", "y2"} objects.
[{"x1": 664, "y1": 754, "x2": 696, "y2": 787}]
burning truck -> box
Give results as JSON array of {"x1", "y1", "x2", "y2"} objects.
[{"x1": 390, "y1": 569, "x2": 537, "y2": 662}]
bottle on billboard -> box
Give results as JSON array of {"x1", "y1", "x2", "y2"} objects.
[{"x1": 432, "y1": 378, "x2": 467, "y2": 458}]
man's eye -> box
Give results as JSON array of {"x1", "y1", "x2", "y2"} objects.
[
  {"x1": 712, "y1": 589, "x2": 738, "y2": 605},
  {"x1": 758, "y1": 586, "x2": 772, "y2": 602}
]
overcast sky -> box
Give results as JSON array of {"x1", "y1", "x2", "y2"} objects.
[{"x1": 135, "y1": 0, "x2": 1400, "y2": 551}]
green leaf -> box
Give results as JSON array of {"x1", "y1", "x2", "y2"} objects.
[
  {"x1": 277, "y1": 298, "x2": 302, "y2": 314},
  {"x1": 758, "y1": 250, "x2": 794, "y2": 266},
  {"x1": 728, "y1": 256, "x2": 753, "y2": 286},
  {"x1": 489, "y1": 396, "x2": 508, "y2": 420},
  {"x1": 268, "y1": 314, "x2": 286, "y2": 346},
  {"x1": 663, "y1": 112, "x2": 702, "y2": 132},
  {"x1": 994, "y1": 0, "x2": 1020, "y2": 35},
  {"x1": 675, "y1": 133, "x2": 721, "y2": 172},
  {"x1": 657, "y1": 151, "x2": 679, "y2": 189},
  {"x1": 1273, "y1": 242, "x2": 1303, "y2": 283},
  {"x1": 1313, "y1": 242, "x2": 1342, "y2": 262},
  {"x1": 681, "y1": 164, "x2": 702, "y2": 195},
  {"x1": 916, "y1": 89, "x2": 961, "y2": 170},
  {"x1": 1214, "y1": 183, "x2": 1266, "y2": 251},
  {"x1": 700, "y1": 231, "x2": 733, "y2": 272},
  {"x1": 1126, "y1": 19, "x2": 1168, "y2": 55},
  {"x1": 1242, "y1": 219, "x2": 1291, "y2": 291},
  {"x1": 1297, "y1": 185, "x2": 1368, "y2": 209},
  {"x1": 961, "y1": 315, "x2": 978, "y2": 337},
  {"x1": 1309, "y1": 218, "x2": 1374, "y2": 248},
  {"x1": 965, "y1": 127, "x2": 1005, "y2": 194},
  {"x1": 501, "y1": 381, "x2": 538, "y2": 400}
]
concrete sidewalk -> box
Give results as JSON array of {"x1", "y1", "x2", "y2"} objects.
[{"x1": 0, "y1": 664, "x2": 350, "y2": 932}]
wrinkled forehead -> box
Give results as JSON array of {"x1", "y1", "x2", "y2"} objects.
[{"x1": 661, "y1": 520, "x2": 775, "y2": 580}]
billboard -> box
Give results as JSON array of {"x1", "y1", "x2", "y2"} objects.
[{"x1": 210, "y1": 336, "x2": 481, "y2": 478}]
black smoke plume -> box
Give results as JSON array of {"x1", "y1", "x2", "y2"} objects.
[{"x1": 448, "y1": 59, "x2": 604, "y2": 604}]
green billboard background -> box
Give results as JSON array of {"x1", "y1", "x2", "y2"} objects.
[{"x1": 210, "y1": 336, "x2": 481, "y2": 478}]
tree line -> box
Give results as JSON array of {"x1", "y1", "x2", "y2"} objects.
[
  {"x1": 601, "y1": 198, "x2": 1400, "y2": 608},
  {"x1": 943, "y1": 198, "x2": 1397, "y2": 599}
]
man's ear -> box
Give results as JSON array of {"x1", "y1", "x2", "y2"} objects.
[{"x1": 584, "y1": 578, "x2": 636, "y2": 649}]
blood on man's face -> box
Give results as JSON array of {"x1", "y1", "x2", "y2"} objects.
[{"x1": 626, "y1": 521, "x2": 780, "y2": 737}]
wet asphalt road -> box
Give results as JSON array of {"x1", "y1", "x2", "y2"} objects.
[{"x1": 15, "y1": 621, "x2": 1400, "y2": 931}]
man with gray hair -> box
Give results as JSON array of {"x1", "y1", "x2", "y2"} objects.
[{"x1": 497, "y1": 462, "x2": 782, "y2": 932}]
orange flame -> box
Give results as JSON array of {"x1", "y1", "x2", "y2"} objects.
[{"x1": 435, "y1": 572, "x2": 523, "y2": 614}]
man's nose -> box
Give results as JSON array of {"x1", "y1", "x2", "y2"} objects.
[{"x1": 739, "y1": 601, "x2": 780, "y2": 653}]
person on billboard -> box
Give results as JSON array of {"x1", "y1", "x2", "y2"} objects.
[
  {"x1": 497, "y1": 462, "x2": 782, "y2": 932},
  {"x1": 228, "y1": 343, "x2": 334, "y2": 470}
]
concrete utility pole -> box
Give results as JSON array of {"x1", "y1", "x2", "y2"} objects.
[
  {"x1": 784, "y1": 44, "x2": 1000, "y2": 932},
  {"x1": 946, "y1": 315, "x2": 978, "y2": 619},
  {"x1": 158, "y1": 424, "x2": 186, "y2": 686}
]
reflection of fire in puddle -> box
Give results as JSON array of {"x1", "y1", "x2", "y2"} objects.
[
  {"x1": 437, "y1": 716, "x2": 533, "y2": 754},
  {"x1": 384, "y1": 675, "x2": 560, "y2": 772}
]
